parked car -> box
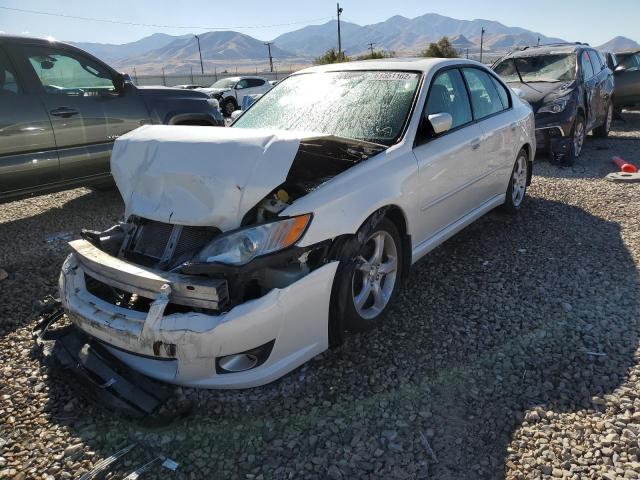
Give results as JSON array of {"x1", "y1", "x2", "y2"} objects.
[
  {"x1": 601, "y1": 50, "x2": 640, "y2": 114},
  {"x1": 493, "y1": 43, "x2": 614, "y2": 165},
  {"x1": 58, "y1": 58, "x2": 535, "y2": 388},
  {"x1": 0, "y1": 35, "x2": 224, "y2": 202},
  {"x1": 197, "y1": 76, "x2": 272, "y2": 116}
]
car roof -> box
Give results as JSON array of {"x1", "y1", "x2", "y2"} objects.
[
  {"x1": 297, "y1": 57, "x2": 484, "y2": 74},
  {"x1": 503, "y1": 43, "x2": 590, "y2": 58},
  {"x1": 0, "y1": 33, "x2": 73, "y2": 47}
]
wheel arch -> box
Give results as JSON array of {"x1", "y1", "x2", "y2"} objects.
[{"x1": 521, "y1": 143, "x2": 533, "y2": 186}]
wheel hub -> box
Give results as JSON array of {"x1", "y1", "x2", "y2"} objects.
[{"x1": 352, "y1": 230, "x2": 398, "y2": 320}]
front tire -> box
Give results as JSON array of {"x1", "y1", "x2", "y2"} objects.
[
  {"x1": 221, "y1": 98, "x2": 237, "y2": 117},
  {"x1": 564, "y1": 113, "x2": 586, "y2": 166},
  {"x1": 502, "y1": 148, "x2": 529, "y2": 213},
  {"x1": 330, "y1": 218, "x2": 403, "y2": 336}
]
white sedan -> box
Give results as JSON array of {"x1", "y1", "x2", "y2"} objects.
[{"x1": 59, "y1": 58, "x2": 535, "y2": 388}]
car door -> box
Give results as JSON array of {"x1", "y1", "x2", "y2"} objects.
[
  {"x1": 461, "y1": 67, "x2": 517, "y2": 198},
  {"x1": 579, "y1": 50, "x2": 599, "y2": 131},
  {"x1": 0, "y1": 46, "x2": 59, "y2": 196},
  {"x1": 233, "y1": 78, "x2": 250, "y2": 103},
  {"x1": 588, "y1": 50, "x2": 610, "y2": 123},
  {"x1": 615, "y1": 53, "x2": 640, "y2": 106},
  {"x1": 412, "y1": 67, "x2": 484, "y2": 243},
  {"x1": 19, "y1": 44, "x2": 149, "y2": 182}
]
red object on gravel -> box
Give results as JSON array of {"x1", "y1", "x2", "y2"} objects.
[{"x1": 612, "y1": 156, "x2": 638, "y2": 173}]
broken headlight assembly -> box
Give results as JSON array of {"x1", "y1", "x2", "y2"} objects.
[
  {"x1": 538, "y1": 95, "x2": 572, "y2": 114},
  {"x1": 193, "y1": 214, "x2": 311, "y2": 266}
]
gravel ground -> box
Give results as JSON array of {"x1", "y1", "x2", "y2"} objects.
[{"x1": 1, "y1": 111, "x2": 639, "y2": 480}]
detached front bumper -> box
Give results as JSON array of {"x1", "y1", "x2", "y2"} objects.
[{"x1": 59, "y1": 239, "x2": 338, "y2": 388}]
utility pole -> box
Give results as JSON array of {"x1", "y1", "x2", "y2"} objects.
[
  {"x1": 264, "y1": 42, "x2": 274, "y2": 72},
  {"x1": 337, "y1": 3, "x2": 343, "y2": 57},
  {"x1": 195, "y1": 35, "x2": 204, "y2": 74},
  {"x1": 466, "y1": 48, "x2": 469, "y2": 59},
  {"x1": 537, "y1": 36, "x2": 540, "y2": 46},
  {"x1": 368, "y1": 42, "x2": 375, "y2": 56},
  {"x1": 480, "y1": 27, "x2": 485, "y2": 64}
]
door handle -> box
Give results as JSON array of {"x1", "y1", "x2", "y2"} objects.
[
  {"x1": 470, "y1": 138, "x2": 481, "y2": 150},
  {"x1": 50, "y1": 107, "x2": 79, "y2": 118}
]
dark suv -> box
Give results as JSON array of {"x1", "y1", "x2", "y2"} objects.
[
  {"x1": 493, "y1": 43, "x2": 614, "y2": 165},
  {"x1": 0, "y1": 35, "x2": 224, "y2": 201}
]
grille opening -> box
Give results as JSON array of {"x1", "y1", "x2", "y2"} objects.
[
  {"x1": 84, "y1": 274, "x2": 219, "y2": 316},
  {"x1": 124, "y1": 219, "x2": 220, "y2": 269}
]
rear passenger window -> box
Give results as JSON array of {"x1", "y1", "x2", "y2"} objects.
[
  {"x1": 490, "y1": 75, "x2": 510, "y2": 109},
  {"x1": 0, "y1": 50, "x2": 20, "y2": 94},
  {"x1": 581, "y1": 51, "x2": 594, "y2": 80},
  {"x1": 248, "y1": 78, "x2": 265, "y2": 87},
  {"x1": 461, "y1": 68, "x2": 506, "y2": 120},
  {"x1": 425, "y1": 69, "x2": 472, "y2": 129}
]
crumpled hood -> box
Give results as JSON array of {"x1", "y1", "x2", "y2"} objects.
[
  {"x1": 111, "y1": 125, "x2": 305, "y2": 230},
  {"x1": 507, "y1": 81, "x2": 575, "y2": 111}
]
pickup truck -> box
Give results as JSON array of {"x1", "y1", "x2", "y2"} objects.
[{"x1": 0, "y1": 34, "x2": 224, "y2": 202}]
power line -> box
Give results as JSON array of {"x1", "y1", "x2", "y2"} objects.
[{"x1": 0, "y1": 6, "x2": 333, "y2": 31}]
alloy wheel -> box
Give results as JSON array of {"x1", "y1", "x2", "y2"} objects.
[
  {"x1": 573, "y1": 118, "x2": 585, "y2": 157},
  {"x1": 352, "y1": 230, "x2": 398, "y2": 320},
  {"x1": 512, "y1": 153, "x2": 527, "y2": 207}
]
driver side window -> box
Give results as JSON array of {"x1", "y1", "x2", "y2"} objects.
[
  {"x1": 426, "y1": 69, "x2": 472, "y2": 130},
  {"x1": 236, "y1": 79, "x2": 249, "y2": 89},
  {"x1": 24, "y1": 46, "x2": 115, "y2": 96}
]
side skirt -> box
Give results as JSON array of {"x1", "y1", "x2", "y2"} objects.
[{"x1": 410, "y1": 194, "x2": 505, "y2": 264}]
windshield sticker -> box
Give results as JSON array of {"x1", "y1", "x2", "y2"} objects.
[{"x1": 368, "y1": 72, "x2": 417, "y2": 81}]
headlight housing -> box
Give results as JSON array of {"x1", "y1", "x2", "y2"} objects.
[
  {"x1": 538, "y1": 96, "x2": 571, "y2": 114},
  {"x1": 194, "y1": 214, "x2": 311, "y2": 266}
]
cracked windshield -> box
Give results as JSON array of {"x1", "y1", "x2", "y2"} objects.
[
  {"x1": 233, "y1": 71, "x2": 420, "y2": 145},
  {"x1": 493, "y1": 54, "x2": 577, "y2": 82}
]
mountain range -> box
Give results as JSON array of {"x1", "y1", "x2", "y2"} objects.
[
  {"x1": 68, "y1": 13, "x2": 639, "y2": 74},
  {"x1": 596, "y1": 36, "x2": 640, "y2": 52}
]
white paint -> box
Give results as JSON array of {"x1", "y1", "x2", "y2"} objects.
[{"x1": 111, "y1": 125, "x2": 303, "y2": 230}]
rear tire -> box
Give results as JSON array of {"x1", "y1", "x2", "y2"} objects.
[
  {"x1": 501, "y1": 148, "x2": 528, "y2": 213},
  {"x1": 593, "y1": 102, "x2": 613, "y2": 138}
]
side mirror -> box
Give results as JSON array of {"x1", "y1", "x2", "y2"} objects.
[
  {"x1": 427, "y1": 112, "x2": 453, "y2": 135},
  {"x1": 615, "y1": 65, "x2": 626, "y2": 73}
]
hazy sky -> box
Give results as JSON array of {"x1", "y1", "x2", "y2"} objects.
[{"x1": 0, "y1": 0, "x2": 637, "y2": 46}]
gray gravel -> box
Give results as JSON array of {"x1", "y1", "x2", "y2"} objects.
[{"x1": 1, "y1": 112, "x2": 640, "y2": 479}]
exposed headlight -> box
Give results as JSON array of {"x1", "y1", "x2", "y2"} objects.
[
  {"x1": 194, "y1": 214, "x2": 311, "y2": 266},
  {"x1": 538, "y1": 96, "x2": 570, "y2": 114},
  {"x1": 206, "y1": 98, "x2": 220, "y2": 110}
]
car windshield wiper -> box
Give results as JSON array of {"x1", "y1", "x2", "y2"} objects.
[{"x1": 513, "y1": 61, "x2": 543, "y2": 93}]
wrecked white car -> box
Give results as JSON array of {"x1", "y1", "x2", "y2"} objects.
[{"x1": 59, "y1": 58, "x2": 535, "y2": 388}]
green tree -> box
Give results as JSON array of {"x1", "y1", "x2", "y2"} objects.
[
  {"x1": 314, "y1": 48, "x2": 350, "y2": 65},
  {"x1": 419, "y1": 37, "x2": 459, "y2": 58},
  {"x1": 356, "y1": 50, "x2": 395, "y2": 60}
]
